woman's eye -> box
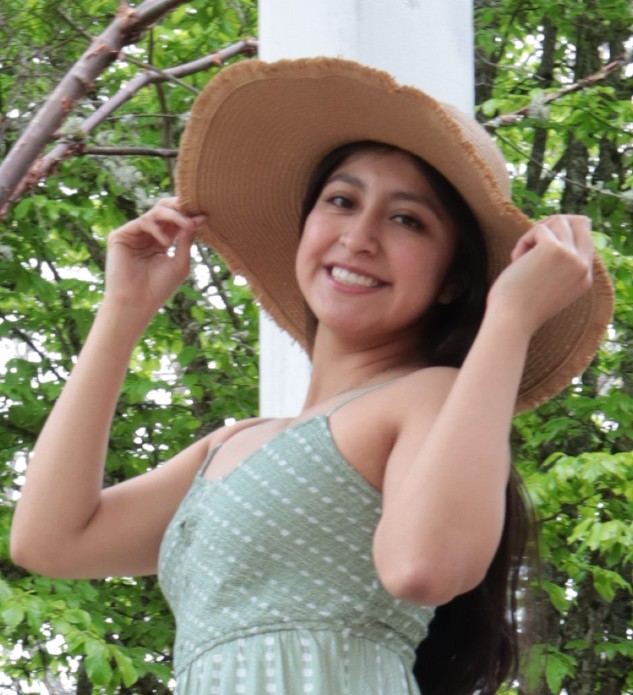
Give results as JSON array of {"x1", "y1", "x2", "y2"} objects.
[
  {"x1": 327, "y1": 195, "x2": 354, "y2": 209},
  {"x1": 393, "y1": 213, "x2": 423, "y2": 229}
]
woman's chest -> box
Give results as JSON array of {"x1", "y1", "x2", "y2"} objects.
[{"x1": 203, "y1": 400, "x2": 397, "y2": 493}]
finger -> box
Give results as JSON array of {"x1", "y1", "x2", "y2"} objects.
[
  {"x1": 155, "y1": 196, "x2": 179, "y2": 209},
  {"x1": 543, "y1": 215, "x2": 575, "y2": 248},
  {"x1": 510, "y1": 229, "x2": 534, "y2": 262},
  {"x1": 142, "y1": 207, "x2": 206, "y2": 246},
  {"x1": 154, "y1": 196, "x2": 205, "y2": 223},
  {"x1": 568, "y1": 215, "x2": 594, "y2": 261},
  {"x1": 173, "y1": 225, "x2": 196, "y2": 274},
  {"x1": 576, "y1": 234, "x2": 594, "y2": 278},
  {"x1": 138, "y1": 217, "x2": 172, "y2": 247},
  {"x1": 570, "y1": 217, "x2": 595, "y2": 282},
  {"x1": 510, "y1": 223, "x2": 551, "y2": 262},
  {"x1": 147, "y1": 204, "x2": 195, "y2": 230},
  {"x1": 544, "y1": 215, "x2": 594, "y2": 279},
  {"x1": 108, "y1": 217, "x2": 168, "y2": 248},
  {"x1": 511, "y1": 215, "x2": 582, "y2": 263}
]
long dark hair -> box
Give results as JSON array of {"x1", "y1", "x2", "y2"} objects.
[{"x1": 301, "y1": 141, "x2": 535, "y2": 694}]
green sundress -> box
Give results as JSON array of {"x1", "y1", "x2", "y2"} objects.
[{"x1": 159, "y1": 388, "x2": 434, "y2": 693}]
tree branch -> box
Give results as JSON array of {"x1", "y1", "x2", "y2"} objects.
[
  {"x1": 123, "y1": 52, "x2": 201, "y2": 94},
  {"x1": 148, "y1": 28, "x2": 177, "y2": 186},
  {"x1": 80, "y1": 146, "x2": 178, "y2": 157},
  {"x1": 0, "y1": 36, "x2": 258, "y2": 222},
  {"x1": 0, "y1": 310, "x2": 66, "y2": 382},
  {"x1": 494, "y1": 129, "x2": 624, "y2": 203},
  {"x1": 0, "y1": 0, "x2": 190, "y2": 215},
  {"x1": 483, "y1": 52, "x2": 633, "y2": 130}
]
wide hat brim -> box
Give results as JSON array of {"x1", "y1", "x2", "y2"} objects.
[{"x1": 177, "y1": 57, "x2": 613, "y2": 412}]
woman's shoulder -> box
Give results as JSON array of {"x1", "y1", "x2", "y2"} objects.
[
  {"x1": 395, "y1": 364, "x2": 459, "y2": 400},
  {"x1": 332, "y1": 365, "x2": 459, "y2": 437},
  {"x1": 325, "y1": 366, "x2": 460, "y2": 491},
  {"x1": 386, "y1": 365, "x2": 459, "y2": 429},
  {"x1": 331, "y1": 365, "x2": 459, "y2": 427},
  {"x1": 403, "y1": 364, "x2": 459, "y2": 386},
  {"x1": 203, "y1": 416, "x2": 275, "y2": 454}
]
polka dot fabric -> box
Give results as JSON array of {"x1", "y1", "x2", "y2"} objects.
[{"x1": 159, "y1": 408, "x2": 434, "y2": 693}]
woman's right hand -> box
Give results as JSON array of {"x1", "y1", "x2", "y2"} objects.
[{"x1": 105, "y1": 197, "x2": 206, "y2": 322}]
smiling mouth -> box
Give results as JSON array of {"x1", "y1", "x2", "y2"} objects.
[{"x1": 329, "y1": 266, "x2": 382, "y2": 288}]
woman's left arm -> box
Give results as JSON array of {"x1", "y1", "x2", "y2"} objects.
[{"x1": 373, "y1": 215, "x2": 595, "y2": 606}]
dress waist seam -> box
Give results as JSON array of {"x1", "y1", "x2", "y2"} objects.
[{"x1": 173, "y1": 621, "x2": 417, "y2": 676}]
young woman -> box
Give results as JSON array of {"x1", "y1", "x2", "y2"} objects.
[{"x1": 10, "y1": 58, "x2": 613, "y2": 694}]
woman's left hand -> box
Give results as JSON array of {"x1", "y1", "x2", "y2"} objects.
[{"x1": 487, "y1": 214, "x2": 594, "y2": 336}]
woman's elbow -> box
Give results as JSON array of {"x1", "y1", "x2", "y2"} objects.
[
  {"x1": 376, "y1": 555, "x2": 489, "y2": 606},
  {"x1": 10, "y1": 537, "x2": 41, "y2": 575},
  {"x1": 11, "y1": 537, "x2": 44, "y2": 576},
  {"x1": 10, "y1": 526, "x2": 68, "y2": 578}
]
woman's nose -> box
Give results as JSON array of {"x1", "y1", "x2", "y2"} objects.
[{"x1": 339, "y1": 217, "x2": 379, "y2": 254}]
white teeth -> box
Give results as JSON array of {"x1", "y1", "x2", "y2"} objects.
[{"x1": 330, "y1": 266, "x2": 380, "y2": 288}]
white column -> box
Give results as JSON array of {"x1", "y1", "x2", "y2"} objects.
[{"x1": 258, "y1": 0, "x2": 474, "y2": 416}]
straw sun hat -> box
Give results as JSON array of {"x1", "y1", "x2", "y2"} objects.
[{"x1": 176, "y1": 57, "x2": 613, "y2": 412}]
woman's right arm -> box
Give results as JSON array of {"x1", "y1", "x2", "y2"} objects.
[{"x1": 10, "y1": 199, "x2": 211, "y2": 579}]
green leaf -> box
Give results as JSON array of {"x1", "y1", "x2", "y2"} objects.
[
  {"x1": 544, "y1": 650, "x2": 576, "y2": 693},
  {"x1": 84, "y1": 641, "x2": 113, "y2": 686},
  {"x1": 112, "y1": 647, "x2": 139, "y2": 687},
  {"x1": 565, "y1": 639, "x2": 589, "y2": 650},
  {"x1": 2, "y1": 603, "x2": 25, "y2": 629},
  {"x1": 0, "y1": 579, "x2": 13, "y2": 602},
  {"x1": 177, "y1": 345, "x2": 200, "y2": 367},
  {"x1": 543, "y1": 580, "x2": 570, "y2": 614},
  {"x1": 592, "y1": 567, "x2": 631, "y2": 602}
]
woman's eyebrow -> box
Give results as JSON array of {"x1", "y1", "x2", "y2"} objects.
[{"x1": 325, "y1": 172, "x2": 365, "y2": 190}]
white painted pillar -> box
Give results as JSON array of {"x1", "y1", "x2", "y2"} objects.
[{"x1": 258, "y1": 0, "x2": 474, "y2": 416}]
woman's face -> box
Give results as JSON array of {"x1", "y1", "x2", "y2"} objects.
[{"x1": 295, "y1": 148, "x2": 458, "y2": 348}]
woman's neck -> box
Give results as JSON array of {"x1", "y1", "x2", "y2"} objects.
[{"x1": 301, "y1": 328, "x2": 426, "y2": 409}]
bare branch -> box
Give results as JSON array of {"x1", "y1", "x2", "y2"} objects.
[
  {"x1": 484, "y1": 52, "x2": 633, "y2": 130},
  {"x1": 80, "y1": 146, "x2": 178, "y2": 157},
  {"x1": 0, "y1": 0, "x2": 190, "y2": 215},
  {"x1": 494, "y1": 130, "x2": 622, "y2": 201},
  {"x1": 54, "y1": 7, "x2": 97, "y2": 42},
  {"x1": 0, "y1": 37, "x2": 258, "y2": 222},
  {"x1": 123, "y1": 53, "x2": 201, "y2": 94},
  {"x1": 0, "y1": 310, "x2": 66, "y2": 382}
]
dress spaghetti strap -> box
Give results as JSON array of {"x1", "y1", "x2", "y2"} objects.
[
  {"x1": 198, "y1": 443, "x2": 222, "y2": 477},
  {"x1": 325, "y1": 376, "x2": 403, "y2": 417},
  {"x1": 197, "y1": 417, "x2": 275, "y2": 476}
]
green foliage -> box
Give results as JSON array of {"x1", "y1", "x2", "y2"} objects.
[
  {"x1": 1, "y1": 1, "x2": 257, "y2": 692},
  {"x1": 0, "y1": 0, "x2": 631, "y2": 692},
  {"x1": 476, "y1": 2, "x2": 633, "y2": 691}
]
